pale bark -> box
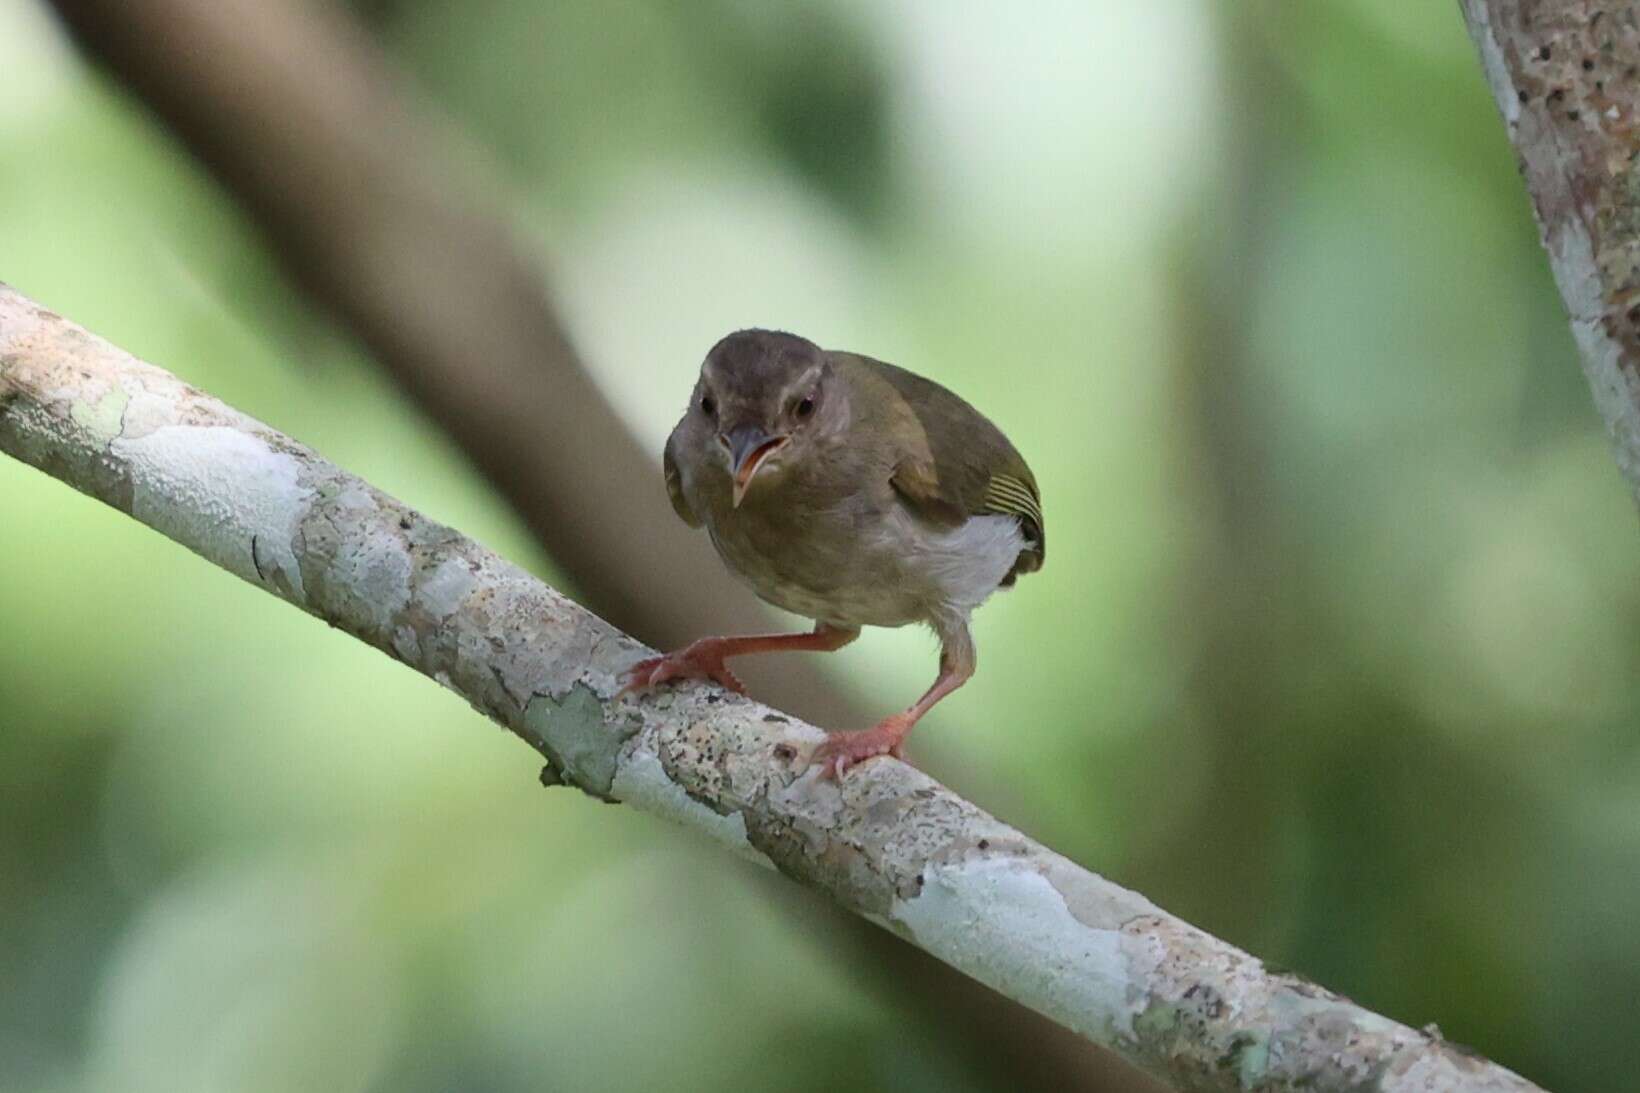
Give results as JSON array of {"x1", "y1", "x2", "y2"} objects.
[
  {"x1": 38, "y1": 4, "x2": 1120, "y2": 1081},
  {"x1": 0, "y1": 285, "x2": 1543, "y2": 1092},
  {"x1": 1461, "y1": 0, "x2": 1640, "y2": 511}
]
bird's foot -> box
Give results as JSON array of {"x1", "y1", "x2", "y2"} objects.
[
  {"x1": 621, "y1": 638, "x2": 748, "y2": 696},
  {"x1": 807, "y1": 714, "x2": 915, "y2": 779}
]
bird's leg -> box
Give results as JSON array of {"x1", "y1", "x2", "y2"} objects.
[
  {"x1": 809, "y1": 627, "x2": 976, "y2": 779},
  {"x1": 621, "y1": 622, "x2": 858, "y2": 696}
]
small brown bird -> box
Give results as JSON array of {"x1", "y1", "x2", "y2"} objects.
[{"x1": 623, "y1": 330, "x2": 1044, "y2": 776}]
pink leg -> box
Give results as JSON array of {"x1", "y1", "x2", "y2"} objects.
[
  {"x1": 622, "y1": 623, "x2": 858, "y2": 696},
  {"x1": 808, "y1": 638, "x2": 975, "y2": 779}
]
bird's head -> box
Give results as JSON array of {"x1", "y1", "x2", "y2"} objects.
[{"x1": 688, "y1": 329, "x2": 845, "y2": 507}]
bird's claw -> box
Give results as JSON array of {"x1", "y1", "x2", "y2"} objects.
[
  {"x1": 806, "y1": 720, "x2": 911, "y2": 780},
  {"x1": 621, "y1": 640, "x2": 747, "y2": 697}
]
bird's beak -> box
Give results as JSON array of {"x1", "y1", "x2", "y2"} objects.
[{"x1": 721, "y1": 424, "x2": 789, "y2": 507}]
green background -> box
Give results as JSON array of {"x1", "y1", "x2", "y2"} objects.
[{"x1": 2, "y1": 2, "x2": 1636, "y2": 1091}]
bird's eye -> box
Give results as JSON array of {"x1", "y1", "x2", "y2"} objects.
[
  {"x1": 795, "y1": 396, "x2": 815, "y2": 419},
  {"x1": 699, "y1": 395, "x2": 716, "y2": 416}
]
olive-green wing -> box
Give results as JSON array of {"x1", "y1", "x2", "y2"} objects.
[
  {"x1": 847, "y1": 355, "x2": 1045, "y2": 577},
  {"x1": 895, "y1": 456, "x2": 1045, "y2": 582},
  {"x1": 662, "y1": 430, "x2": 702, "y2": 528}
]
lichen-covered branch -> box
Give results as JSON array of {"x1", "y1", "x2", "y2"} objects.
[
  {"x1": 40, "y1": 4, "x2": 1099, "y2": 1077},
  {"x1": 1461, "y1": 0, "x2": 1640, "y2": 511},
  {"x1": 0, "y1": 284, "x2": 1542, "y2": 1093}
]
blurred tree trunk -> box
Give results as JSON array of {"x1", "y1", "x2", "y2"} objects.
[
  {"x1": 1149, "y1": 5, "x2": 1305, "y2": 948},
  {"x1": 1461, "y1": 0, "x2": 1640, "y2": 515}
]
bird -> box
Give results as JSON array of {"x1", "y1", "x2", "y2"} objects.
[{"x1": 622, "y1": 329, "x2": 1044, "y2": 777}]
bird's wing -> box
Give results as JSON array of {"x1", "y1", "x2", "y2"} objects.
[
  {"x1": 890, "y1": 448, "x2": 1044, "y2": 569},
  {"x1": 844, "y1": 354, "x2": 1044, "y2": 573},
  {"x1": 663, "y1": 429, "x2": 702, "y2": 528}
]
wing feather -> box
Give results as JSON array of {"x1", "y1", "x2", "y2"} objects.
[{"x1": 846, "y1": 354, "x2": 1044, "y2": 578}]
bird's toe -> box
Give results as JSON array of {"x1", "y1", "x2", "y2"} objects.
[
  {"x1": 620, "y1": 645, "x2": 746, "y2": 697},
  {"x1": 618, "y1": 656, "x2": 663, "y2": 695},
  {"x1": 807, "y1": 721, "x2": 911, "y2": 780}
]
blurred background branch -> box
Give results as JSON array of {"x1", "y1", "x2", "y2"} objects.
[{"x1": 43, "y1": 0, "x2": 749, "y2": 653}]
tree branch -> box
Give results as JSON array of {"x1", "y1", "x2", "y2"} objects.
[
  {"x1": 1460, "y1": 0, "x2": 1640, "y2": 512},
  {"x1": 39, "y1": 1, "x2": 1138, "y2": 1081},
  {"x1": 0, "y1": 285, "x2": 1542, "y2": 1092}
]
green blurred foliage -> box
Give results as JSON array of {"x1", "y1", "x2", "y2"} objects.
[{"x1": 2, "y1": 1, "x2": 1637, "y2": 1090}]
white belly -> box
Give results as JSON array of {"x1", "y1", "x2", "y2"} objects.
[{"x1": 710, "y1": 508, "x2": 1025, "y2": 630}]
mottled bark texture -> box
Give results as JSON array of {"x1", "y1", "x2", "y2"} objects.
[
  {"x1": 38, "y1": 5, "x2": 1119, "y2": 1082},
  {"x1": 0, "y1": 285, "x2": 1542, "y2": 1093},
  {"x1": 1462, "y1": 0, "x2": 1640, "y2": 510}
]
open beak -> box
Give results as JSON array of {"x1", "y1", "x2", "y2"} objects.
[{"x1": 721, "y1": 424, "x2": 789, "y2": 508}]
